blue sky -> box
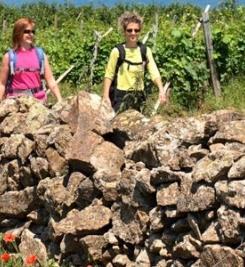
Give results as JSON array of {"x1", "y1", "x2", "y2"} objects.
[{"x1": 3, "y1": 0, "x2": 245, "y2": 7}]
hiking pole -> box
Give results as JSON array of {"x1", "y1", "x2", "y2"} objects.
[{"x1": 151, "y1": 5, "x2": 210, "y2": 116}]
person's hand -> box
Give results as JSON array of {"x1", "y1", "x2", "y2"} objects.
[
  {"x1": 56, "y1": 96, "x2": 63, "y2": 103},
  {"x1": 159, "y1": 90, "x2": 168, "y2": 104},
  {"x1": 102, "y1": 96, "x2": 112, "y2": 107},
  {"x1": 52, "y1": 98, "x2": 65, "y2": 112}
]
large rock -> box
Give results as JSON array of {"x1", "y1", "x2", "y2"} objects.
[
  {"x1": 80, "y1": 235, "x2": 108, "y2": 262},
  {"x1": 192, "y1": 150, "x2": 241, "y2": 183},
  {"x1": 201, "y1": 221, "x2": 221, "y2": 243},
  {"x1": 217, "y1": 205, "x2": 241, "y2": 243},
  {"x1": 46, "y1": 125, "x2": 72, "y2": 156},
  {"x1": 1, "y1": 134, "x2": 34, "y2": 161},
  {"x1": 173, "y1": 235, "x2": 202, "y2": 259},
  {"x1": 0, "y1": 187, "x2": 36, "y2": 217},
  {"x1": 228, "y1": 156, "x2": 245, "y2": 179},
  {"x1": 90, "y1": 141, "x2": 124, "y2": 175},
  {"x1": 150, "y1": 167, "x2": 184, "y2": 186},
  {"x1": 177, "y1": 185, "x2": 215, "y2": 213},
  {"x1": 93, "y1": 170, "x2": 121, "y2": 202},
  {"x1": 210, "y1": 120, "x2": 245, "y2": 144},
  {"x1": 215, "y1": 180, "x2": 245, "y2": 208},
  {"x1": 112, "y1": 205, "x2": 148, "y2": 245},
  {"x1": 199, "y1": 245, "x2": 244, "y2": 267},
  {"x1": 37, "y1": 177, "x2": 75, "y2": 217},
  {"x1": 45, "y1": 147, "x2": 68, "y2": 176},
  {"x1": 66, "y1": 130, "x2": 103, "y2": 175},
  {"x1": 117, "y1": 165, "x2": 155, "y2": 209},
  {"x1": 52, "y1": 204, "x2": 112, "y2": 238},
  {"x1": 57, "y1": 91, "x2": 113, "y2": 135},
  {"x1": 0, "y1": 98, "x2": 18, "y2": 119},
  {"x1": 67, "y1": 172, "x2": 95, "y2": 208},
  {"x1": 156, "y1": 182, "x2": 179, "y2": 207},
  {"x1": 30, "y1": 157, "x2": 49, "y2": 180}
]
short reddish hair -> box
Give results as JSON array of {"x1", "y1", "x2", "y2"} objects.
[{"x1": 12, "y1": 17, "x2": 35, "y2": 50}]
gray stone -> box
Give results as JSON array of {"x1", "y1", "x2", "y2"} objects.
[
  {"x1": 52, "y1": 205, "x2": 112, "y2": 238},
  {"x1": 157, "y1": 182, "x2": 179, "y2": 207},
  {"x1": 228, "y1": 156, "x2": 245, "y2": 179},
  {"x1": 215, "y1": 180, "x2": 245, "y2": 208},
  {"x1": 0, "y1": 187, "x2": 36, "y2": 217},
  {"x1": 199, "y1": 245, "x2": 244, "y2": 267}
]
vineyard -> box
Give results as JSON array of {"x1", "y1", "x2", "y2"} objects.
[{"x1": 0, "y1": 1, "x2": 245, "y2": 109}]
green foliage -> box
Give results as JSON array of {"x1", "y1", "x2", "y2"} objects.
[
  {"x1": 201, "y1": 75, "x2": 245, "y2": 112},
  {"x1": 0, "y1": 2, "x2": 244, "y2": 109}
]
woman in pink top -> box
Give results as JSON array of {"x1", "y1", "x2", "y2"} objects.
[{"x1": 0, "y1": 17, "x2": 62, "y2": 103}]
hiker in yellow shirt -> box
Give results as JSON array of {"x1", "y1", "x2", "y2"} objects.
[{"x1": 102, "y1": 11, "x2": 167, "y2": 112}]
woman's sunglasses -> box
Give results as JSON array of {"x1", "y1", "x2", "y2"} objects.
[
  {"x1": 126, "y1": 28, "x2": 140, "y2": 33},
  {"x1": 23, "y1": 29, "x2": 36, "y2": 34}
]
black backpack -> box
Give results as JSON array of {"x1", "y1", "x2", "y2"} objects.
[{"x1": 109, "y1": 41, "x2": 148, "y2": 102}]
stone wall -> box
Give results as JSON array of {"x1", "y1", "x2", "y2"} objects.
[{"x1": 0, "y1": 92, "x2": 244, "y2": 267}]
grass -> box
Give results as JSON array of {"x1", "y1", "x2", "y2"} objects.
[{"x1": 199, "y1": 75, "x2": 245, "y2": 113}]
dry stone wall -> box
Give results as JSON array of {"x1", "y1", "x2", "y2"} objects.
[{"x1": 0, "y1": 92, "x2": 244, "y2": 267}]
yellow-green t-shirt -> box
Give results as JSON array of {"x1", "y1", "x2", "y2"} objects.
[{"x1": 104, "y1": 45, "x2": 161, "y2": 91}]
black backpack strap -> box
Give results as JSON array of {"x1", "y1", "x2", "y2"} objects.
[
  {"x1": 115, "y1": 43, "x2": 125, "y2": 74},
  {"x1": 122, "y1": 42, "x2": 148, "y2": 68},
  {"x1": 111, "y1": 43, "x2": 125, "y2": 88},
  {"x1": 138, "y1": 41, "x2": 148, "y2": 64}
]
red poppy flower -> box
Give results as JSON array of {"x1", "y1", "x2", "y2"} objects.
[
  {"x1": 0, "y1": 252, "x2": 11, "y2": 262},
  {"x1": 3, "y1": 232, "x2": 16, "y2": 243},
  {"x1": 25, "y1": 255, "x2": 37, "y2": 265}
]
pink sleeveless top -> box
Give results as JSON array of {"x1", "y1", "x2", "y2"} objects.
[{"x1": 7, "y1": 47, "x2": 46, "y2": 101}]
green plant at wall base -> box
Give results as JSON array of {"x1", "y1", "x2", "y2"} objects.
[{"x1": 0, "y1": 232, "x2": 59, "y2": 267}]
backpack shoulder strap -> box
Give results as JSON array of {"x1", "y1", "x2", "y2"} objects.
[
  {"x1": 115, "y1": 43, "x2": 125, "y2": 71},
  {"x1": 34, "y1": 47, "x2": 45, "y2": 76},
  {"x1": 137, "y1": 41, "x2": 148, "y2": 63},
  {"x1": 8, "y1": 49, "x2": 16, "y2": 75}
]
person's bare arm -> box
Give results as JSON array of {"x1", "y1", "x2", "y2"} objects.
[
  {"x1": 44, "y1": 55, "x2": 62, "y2": 102},
  {"x1": 0, "y1": 53, "x2": 9, "y2": 100},
  {"x1": 153, "y1": 77, "x2": 168, "y2": 104},
  {"x1": 102, "y1": 77, "x2": 113, "y2": 106}
]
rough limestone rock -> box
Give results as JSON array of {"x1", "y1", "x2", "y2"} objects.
[
  {"x1": 210, "y1": 120, "x2": 245, "y2": 144},
  {"x1": 80, "y1": 235, "x2": 108, "y2": 262},
  {"x1": 228, "y1": 156, "x2": 245, "y2": 179},
  {"x1": 215, "y1": 180, "x2": 245, "y2": 208},
  {"x1": 52, "y1": 204, "x2": 112, "y2": 238},
  {"x1": 0, "y1": 187, "x2": 36, "y2": 217},
  {"x1": 156, "y1": 182, "x2": 180, "y2": 206},
  {"x1": 199, "y1": 245, "x2": 244, "y2": 267}
]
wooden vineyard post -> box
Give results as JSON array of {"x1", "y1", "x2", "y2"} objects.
[
  {"x1": 88, "y1": 27, "x2": 113, "y2": 91},
  {"x1": 54, "y1": 13, "x2": 58, "y2": 28},
  {"x1": 2, "y1": 19, "x2": 7, "y2": 32},
  {"x1": 202, "y1": 10, "x2": 221, "y2": 97}
]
